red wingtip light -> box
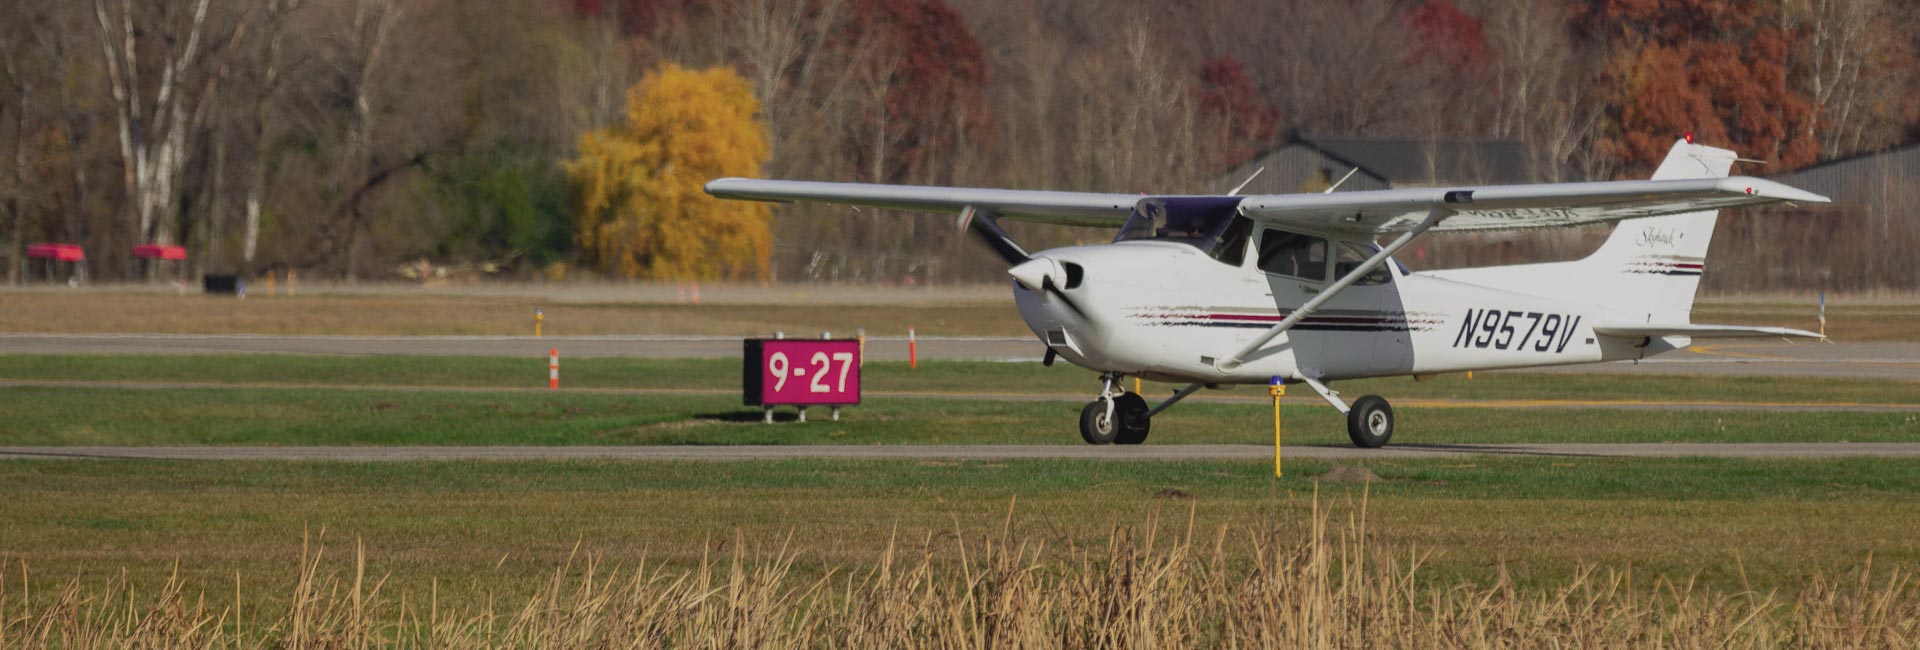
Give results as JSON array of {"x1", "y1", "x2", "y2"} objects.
[{"x1": 1684, "y1": 132, "x2": 1694, "y2": 144}]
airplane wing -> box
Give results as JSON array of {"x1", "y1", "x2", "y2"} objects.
[
  {"x1": 706, "y1": 176, "x2": 1829, "y2": 234},
  {"x1": 1237, "y1": 177, "x2": 1831, "y2": 234},
  {"x1": 703, "y1": 178, "x2": 1138, "y2": 227},
  {"x1": 1592, "y1": 323, "x2": 1823, "y2": 339}
]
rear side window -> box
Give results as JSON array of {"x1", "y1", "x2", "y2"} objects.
[{"x1": 1257, "y1": 229, "x2": 1327, "y2": 281}]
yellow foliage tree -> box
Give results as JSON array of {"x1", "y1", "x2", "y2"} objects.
[{"x1": 567, "y1": 65, "x2": 772, "y2": 280}]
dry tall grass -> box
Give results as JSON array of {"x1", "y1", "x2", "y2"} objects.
[{"x1": 2, "y1": 493, "x2": 1915, "y2": 648}]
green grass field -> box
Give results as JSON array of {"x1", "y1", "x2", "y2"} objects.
[
  {"x1": 8, "y1": 353, "x2": 1920, "y2": 403},
  {"x1": 4, "y1": 385, "x2": 1919, "y2": 446},
  {"x1": 5, "y1": 352, "x2": 1920, "y2": 645},
  {"x1": 2, "y1": 355, "x2": 1917, "y2": 446}
]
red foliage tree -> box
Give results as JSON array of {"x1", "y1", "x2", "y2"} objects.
[
  {"x1": 1580, "y1": 0, "x2": 1818, "y2": 173},
  {"x1": 559, "y1": 0, "x2": 683, "y2": 36},
  {"x1": 842, "y1": 0, "x2": 992, "y2": 183},
  {"x1": 1403, "y1": 0, "x2": 1491, "y2": 75},
  {"x1": 1195, "y1": 54, "x2": 1279, "y2": 164}
]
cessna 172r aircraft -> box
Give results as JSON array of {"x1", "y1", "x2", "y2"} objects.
[{"x1": 706, "y1": 139, "x2": 1830, "y2": 448}]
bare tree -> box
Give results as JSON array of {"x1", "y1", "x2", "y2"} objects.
[
  {"x1": 1, "y1": 28, "x2": 28, "y2": 284},
  {"x1": 728, "y1": 0, "x2": 851, "y2": 156},
  {"x1": 239, "y1": 0, "x2": 303, "y2": 273},
  {"x1": 1784, "y1": 0, "x2": 1915, "y2": 158},
  {"x1": 1475, "y1": 0, "x2": 1605, "y2": 181},
  {"x1": 29, "y1": 6, "x2": 105, "y2": 257},
  {"x1": 92, "y1": 0, "x2": 218, "y2": 253},
  {"x1": 330, "y1": 0, "x2": 404, "y2": 279}
]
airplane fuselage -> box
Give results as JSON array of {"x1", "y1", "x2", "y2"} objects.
[{"x1": 1015, "y1": 240, "x2": 1672, "y2": 385}]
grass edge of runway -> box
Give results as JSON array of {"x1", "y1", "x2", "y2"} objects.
[{"x1": 4, "y1": 383, "x2": 1920, "y2": 446}]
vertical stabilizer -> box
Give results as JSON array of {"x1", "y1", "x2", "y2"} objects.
[{"x1": 1580, "y1": 140, "x2": 1737, "y2": 321}]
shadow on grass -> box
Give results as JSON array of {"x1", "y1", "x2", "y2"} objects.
[{"x1": 697, "y1": 410, "x2": 808, "y2": 424}]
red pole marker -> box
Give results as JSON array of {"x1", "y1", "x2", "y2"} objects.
[
  {"x1": 549, "y1": 348, "x2": 559, "y2": 389},
  {"x1": 908, "y1": 327, "x2": 918, "y2": 369}
]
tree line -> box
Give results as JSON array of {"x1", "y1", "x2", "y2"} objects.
[{"x1": 1, "y1": 0, "x2": 1915, "y2": 289}]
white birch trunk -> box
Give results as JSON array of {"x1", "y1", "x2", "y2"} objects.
[{"x1": 93, "y1": 0, "x2": 212, "y2": 268}]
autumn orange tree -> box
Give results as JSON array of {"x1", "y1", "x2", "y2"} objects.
[
  {"x1": 1581, "y1": 0, "x2": 1820, "y2": 174},
  {"x1": 567, "y1": 64, "x2": 772, "y2": 280}
]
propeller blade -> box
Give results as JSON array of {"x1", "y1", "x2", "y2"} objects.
[
  {"x1": 1045, "y1": 282, "x2": 1091, "y2": 321},
  {"x1": 962, "y1": 207, "x2": 1031, "y2": 266}
]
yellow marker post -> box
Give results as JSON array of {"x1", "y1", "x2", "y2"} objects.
[
  {"x1": 1133, "y1": 376, "x2": 1141, "y2": 394},
  {"x1": 1270, "y1": 378, "x2": 1285, "y2": 478},
  {"x1": 534, "y1": 308, "x2": 544, "y2": 338}
]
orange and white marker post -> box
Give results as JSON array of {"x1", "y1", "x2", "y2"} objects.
[
  {"x1": 908, "y1": 327, "x2": 918, "y2": 369},
  {"x1": 549, "y1": 348, "x2": 559, "y2": 390}
]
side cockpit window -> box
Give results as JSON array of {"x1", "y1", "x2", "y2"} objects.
[
  {"x1": 1210, "y1": 216, "x2": 1253, "y2": 267},
  {"x1": 1257, "y1": 228, "x2": 1328, "y2": 281}
]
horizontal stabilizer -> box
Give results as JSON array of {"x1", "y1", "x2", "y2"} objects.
[{"x1": 1592, "y1": 323, "x2": 1822, "y2": 339}]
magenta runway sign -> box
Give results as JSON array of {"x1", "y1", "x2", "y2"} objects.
[{"x1": 743, "y1": 339, "x2": 862, "y2": 407}]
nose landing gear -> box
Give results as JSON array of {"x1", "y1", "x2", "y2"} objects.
[{"x1": 1079, "y1": 372, "x2": 1150, "y2": 444}]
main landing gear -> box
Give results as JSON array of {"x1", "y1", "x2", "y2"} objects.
[
  {"x1": 1303, "y1": 377, "x2": 1395, "y2": 448},
  {"x1": 1079, "y1": 372, "x2": 1150, "y2": 444},
  {"x1": 1344, "y1": 394, "x2": 1395, "y2": 448}
]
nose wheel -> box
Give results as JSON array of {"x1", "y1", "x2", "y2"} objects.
[{"x1": 1079, "y1": 373, "x2": 1150, "y2": 444}]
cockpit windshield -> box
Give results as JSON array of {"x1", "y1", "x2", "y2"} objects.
[{"x1": 1112, "y1": 196, "x2": 1246, "y2": 251}]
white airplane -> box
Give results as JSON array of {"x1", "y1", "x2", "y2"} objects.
[{"x1": 707, "y1": 139, "x2": 1830, "y2": 447}]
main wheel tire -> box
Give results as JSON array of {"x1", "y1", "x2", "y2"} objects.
[
  {"x1": 1079, "y1": 400, "x2": 1118, "y2": 444},
  {"x1": 1346, "y1": 395, "x2": 1395, "y2": 448},
  {"x1": 1112, "y1": 393, "x2": 1152, "y2": 445}
]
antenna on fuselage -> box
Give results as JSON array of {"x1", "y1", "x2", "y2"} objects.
[
  {"x1": 1227, "y1": 167, "x2": 1266, "y2": 196},
  {"x1": 1323, "y1": 167, "x2": 1361, "y2": 193}
]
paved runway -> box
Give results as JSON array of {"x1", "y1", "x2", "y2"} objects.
[
  {"x1": 4, "y1": 443, "x2": 1918, "y2": 461},
  {"x1": 3, "y1": 334, "x2": 1918, "y2": 379}
]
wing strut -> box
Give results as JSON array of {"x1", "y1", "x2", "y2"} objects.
[{"x1": 1216, "y1": 207, "x2": 1454, "y2": 372}]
